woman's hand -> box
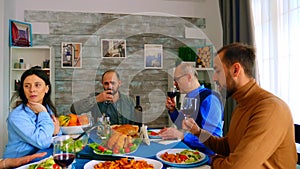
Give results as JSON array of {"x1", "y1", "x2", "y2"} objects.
[
  {"x1": 4, "y1": 152, "x2": 47, "y2": 168},
  {"x1": 182, "y1": 118, "x2": 201, "y2": 136},
  {"x1": 27, "y1": 102, "x2": 47, "y2": 114},
  {"x1": 158, "y1": 127, "x2": 184, "y2": 140},
  {"x1": 51, "y1": 115, "x2": 60, "y2": 136}
]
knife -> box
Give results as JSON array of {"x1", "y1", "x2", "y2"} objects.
[
  {"x1": 76, "y1": 153, "x2": 134, "y2": 161},
  {"x1": 73, "y1": 125, "x2": 97, "y2": 141}
]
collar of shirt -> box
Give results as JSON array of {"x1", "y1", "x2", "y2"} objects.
[{"x1": 186, "y1": 84, "x2": 205, "y2": 98}]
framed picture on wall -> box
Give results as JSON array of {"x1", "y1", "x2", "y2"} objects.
[
  {"x1": 61, "y1": 42, "x2": 82, "y2": 68},
  {"x1": 9, "y1": 19, "x2": 32, "y2": 47},
  {"x1": 195, "y1": 45, "x2": 213, "y2": 68},
  {"x1": 101, "y1": 39, "x2": 126, "y2": 58},
  {"x1": 144, "y1": 44, "x2": 163, "y2": 69}
]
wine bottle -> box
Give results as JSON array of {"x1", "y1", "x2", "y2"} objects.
[
  {"x1": 135, "y1": 96, "x2": 143, "y2": 113},
  {"x1": 135, "y1": 96, "x2": 143, "y2": 125}
]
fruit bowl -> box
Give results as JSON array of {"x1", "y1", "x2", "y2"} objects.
[
  {"x1": 59, "y1": 113, "x2": 92, "y2": 135},
  {"x1": 61, "y1": 124, "x2": 90, "y2": 135}
]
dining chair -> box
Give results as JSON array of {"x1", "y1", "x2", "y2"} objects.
[{"x1": 294, "y1": 124, "x2": 300, "y2": 164}]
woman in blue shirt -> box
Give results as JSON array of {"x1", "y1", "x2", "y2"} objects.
[{"x1": 4, "y1": 67, "x2": 60, "y2": 158}]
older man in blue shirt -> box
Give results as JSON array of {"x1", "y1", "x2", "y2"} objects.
[{"x1": 161, "y1": 62, "x2": 224, "y2": 157}]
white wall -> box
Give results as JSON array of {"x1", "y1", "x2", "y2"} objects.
[
  {"x1": 1, "y1": 0, "x2": 222, "y2": 157},
  {"x1": 1, "y1": 0, "x2": 15, "y2": 158}
]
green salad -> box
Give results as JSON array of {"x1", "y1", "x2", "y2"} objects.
[
  {"x1": 179, "y1": 149, "x2": 202, "y2": 163},
  {"x1": 28, "y1": 157, "x2": 61, "y2": 169},
  {"x1": 61, "y1": 138, "x2": 86, "y2": 152}
]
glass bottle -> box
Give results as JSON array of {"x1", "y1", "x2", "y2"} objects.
[{"x1": 134, "y1": 96, "x2": 143, "y2": 124}]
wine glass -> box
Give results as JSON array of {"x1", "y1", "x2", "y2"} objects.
[
  {"x1": 167, "y1": 86, "x2": 179, "y2": 99},
  {"x1": 53, "y1": 135, "x2": 76, "y2": 169},
  {"x1": 180, "y1": 97, "x2": 197, "y2": 119}
]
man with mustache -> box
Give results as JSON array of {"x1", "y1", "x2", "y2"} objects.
[
  {"x1": 183, "y1": 43, "x2": 297, "y2": 168},
  {"x1": 70, "y1": 69, "x2": 138, "y2": 125}
]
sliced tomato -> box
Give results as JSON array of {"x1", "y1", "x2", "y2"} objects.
[
  {"x1": 97, "y1": 145, "x2": 107, "y2": 152},
  {"x1": 179, "y1": 154, "x2": 188, "y2": 161},
  {"x1": 150, "y1": 131, "x2": 158, "y2": 135},
  {"x1": 37, "y1": 167, "x2": 44, "y2": 169}
]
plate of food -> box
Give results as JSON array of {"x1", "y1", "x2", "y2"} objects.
[
  {"x1": 84, "y1": 157, "x2": 163, "y2": 169},
  {"x1": 89, "y1": 137, "x2": 141, "y2": 155},
  {"x1": 156, "y1": 149, "x2": 208, "y2": 168},
  {"x1": 16, "y1": 156, "x2": 73, "y2": 169},
  {"x1": 89, "y1": 124, "x2": 142, "y2": 155},
  {"x1": 147, "y1": 129, "x2": 162, "y2": 139}
]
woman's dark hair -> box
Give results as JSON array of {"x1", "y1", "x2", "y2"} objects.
[{"x1": 17, "y1": 66, "x2": 57, "y2": 115}]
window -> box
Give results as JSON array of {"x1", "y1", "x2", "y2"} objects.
[{"x1": 251, "y1": 0, "x2": 300, "y2": 124}]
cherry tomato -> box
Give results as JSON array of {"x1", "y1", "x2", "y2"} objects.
[
  {"x1": 113, "y1": 148, "x2": 119, "y2": 154},
  {"x1": 124, "y1": 147, "x2": 131, "y2": 153},
  {"x1": 127, "y1": 143, "x2": 134, "y2": 147},
  {"x1": 52, "y1": 164, "x2": 60, "y2": 169},
  {"x1": 37, "y1": 167, "x2": 44, "y2": 169}
]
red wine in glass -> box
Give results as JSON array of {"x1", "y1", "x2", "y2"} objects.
[
  {"x1": 54, "y1": 154, "x2": 75, "y2": 168},
  {"x1": 167, "y1": 91, "x2": 179, "y2": 98},
  {"x1": 53, "y1": 135, "x2": 75, "y2": 169},
  {"x1": 167, "y1": 86, "x2": 179, "y2": 98}
]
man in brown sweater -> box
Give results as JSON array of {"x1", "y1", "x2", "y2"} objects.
[{"x1": 184, "y1": 43, "x2": 297, "y2": 168}]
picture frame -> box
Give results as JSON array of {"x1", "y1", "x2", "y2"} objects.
[
  {"x1": 195, "y1": 45, "x2": 213, "y2": 68},
  {"x1": 61, "y1": 42, "x2": 82, "y2": 68},
  {"x1": 144, "y1": 44, "x2": 163, "y2": 69},
  {"x1": 9, "y1": 19, "x2": 32, "y2": 47},
  {"x1": 101, "y1": 39, "x2": 126, "y2": 58}
]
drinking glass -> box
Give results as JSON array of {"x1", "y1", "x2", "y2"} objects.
[
  {"x1": 53, "y1": 135, "x2": 75, "y2": 169},
  {"x1": 180, "y1": 97, "x2": 197, "y2": 119},
  {"x1": 167, "y1": 86, "x2": 179, "y2": 99}
]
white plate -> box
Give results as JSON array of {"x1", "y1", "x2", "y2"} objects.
[
  {"x1": 156, "y1": 148, "x2": 207, "y2": 168},
  {"x1": 15, "y1": 156, "x2": 74, "y2": 169},
  {"x1": 84, "y1": 157, "x2": 163, "y2": 169},
  {"x1": 61, "y1": 124, "x2": 90, "y2": 135}
]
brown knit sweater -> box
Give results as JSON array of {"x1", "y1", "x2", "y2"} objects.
[{"x1": 200, "y1": 79, "x2": 297, "y2": 169}]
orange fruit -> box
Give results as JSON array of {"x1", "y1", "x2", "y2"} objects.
[{"x1": 68, "y1": 114, "x2": 78, "y2": 125}]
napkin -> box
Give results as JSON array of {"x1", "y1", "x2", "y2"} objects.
[{"x1": 139, "y1": 124, "x2": 150, "y2": 145}]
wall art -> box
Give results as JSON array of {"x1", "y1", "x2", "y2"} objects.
[
  {"x1": 9, "y1": 19, "x2": 32, "y2": 47},
  {"x1": 144, "y1": 44, "x2": 163, "y2": 69},
  {"x1": 61, "y1": 42, "x2": 82, "y2": 68},
  {"x1": 101, "y1": 39, "x2": 126, "y2": 58}
]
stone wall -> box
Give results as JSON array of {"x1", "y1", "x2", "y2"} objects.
[{"x1": 24, "y1": 10, "x2": 207, "y2": 128}]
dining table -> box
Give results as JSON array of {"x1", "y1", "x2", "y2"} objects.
[{"x1": 26, "y1": 129, "x2": 210, "y2": 169}]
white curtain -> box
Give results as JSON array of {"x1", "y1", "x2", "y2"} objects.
[{"x1": 250, "y1": 0, "x2": 300, "y2": 124}]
